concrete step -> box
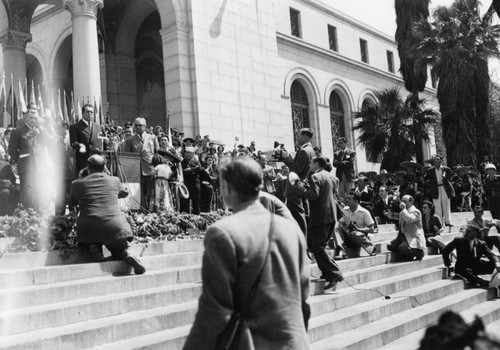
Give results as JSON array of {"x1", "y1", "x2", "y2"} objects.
[
  {"x1": 0, "y1": 239, "x2": 204, "y2": 269},
  {"x1": 0, "y1": 250, "x2": 203, "y2": 289},
  {"x1": 0, "y1": 301, "x2": 199, "y2": 350},
  {"x1": 0, "y1": 282, "x2": 202, "y2": 336},
  {"x1": 378, "y1": 293, "x2": 500, "y2": 350},
  {"x1": 0, "y1": 265, "x2": 201, "y2": 311},
  {"x1": 310, "y1": 288, "x2": 491, "y2": 350}
]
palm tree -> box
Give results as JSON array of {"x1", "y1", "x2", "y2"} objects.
[
  {"x1": 353, "y1": 87, "x2": 438, "y2": 172},
  {"x1": 395, "y1": 0, "x2": 430, "y2": 97},
  {"x1": 412, "y1": 0, "x2": 500, "y2": 166}
]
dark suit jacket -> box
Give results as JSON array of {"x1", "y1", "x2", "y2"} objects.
[
  {"x1": 69, "y1": 120, "x2": 103, "y2": 171},
  {"x1": 184, "y1": 201, "x2": 310, "y2": 350},
  {"x1": 373, "y1": 196, "x2": 393, "y2": 218},
  {"x1": 425, "y1": 165, "x2": 455, "y2": 199},
  {"x1": 300, "y1": 169, "x2": 336, "y2": 226},
  {"x1": 283, "y1": 142, "x2": 315, "y2": 197},
  {"x1": 123, "y1": 133, "x2": 159, "y2": 176},
  {"x1": 332, "y1": 147, "x2": 356, "y2": 182},
  {"x1": 8, "y1": 123, "x2": 51, "y2": 176},
  {"x1": 71, "y1": 173, "x2": 132, "y2": 244},
  {"x1": 442, "y1": 237, "x2": 499, "y2": 270}
]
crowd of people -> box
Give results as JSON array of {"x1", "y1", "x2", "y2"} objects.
[{"x1": 3, "y1": 107, "x2": 500, "y2": 347}]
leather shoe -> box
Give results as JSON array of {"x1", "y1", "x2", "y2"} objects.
[
  {"x1": 325, "y1": 276, "x2": 343, "y2": 291},
  {"x1": 126, "y1": 255, "x2": 146, "y2": 275},
  {"x1": 369, "y1": 246, "x2": 378, "y2": 256}
]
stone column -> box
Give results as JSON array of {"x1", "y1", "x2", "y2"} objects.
[
  {"x1": 0, "y1": 29, "x2": 32, "y2": 98},
  {"x1": 63, "y1": 0, "x2": 103, "y2": 106},
  {"x1": 160, "y1": 23, "x2": 195, "y2": 135}
]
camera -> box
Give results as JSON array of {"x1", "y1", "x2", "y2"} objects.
[{"x1": 272, "y1": 142, "x2": 286, "y2": 161}]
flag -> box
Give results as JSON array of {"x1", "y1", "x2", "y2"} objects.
[
  {"x1": 167, "y1": 110, "x2": 172, "y2": 147},
  {"x1": 29, "y1": 80, "x2": 36, "y2": 106},
  {"x1": 0, "y1": 73, "x2": 5, "y2": 127},
  {"x1": 63, "y1": 90, "x2": 69, "y2": 123},
  {"x1": 99, "y1": 97, "x2": 104, "y2": 125},
  {"x1": 56, "y1": 89, "x2": 64, "y2": 121},
  {"x1": 69, "y1": 91, "x2": 75, "y2": 123},
  {"x1": 37, "y1": 84, "x2": 45, "y2": 119},
  {"x1": 49, "y1": 88, "x2": 56, "y2": 121},
  {"x1": 76, "y1": 99, "x2": 82, "y2": 121},
  {"x1": 93, "y1": 99, "x2": 98, "y2": 123},
  {"x1": 18, "y1": 79, "x2": 27, "y2": 117}
]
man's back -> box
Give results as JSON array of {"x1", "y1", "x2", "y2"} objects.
[
  {"x1": 307, "y1": 169, "x2": 336, "y2": 226},
  {"x1": 184, "y1": 201, "x2": 310, "y2": 350}
]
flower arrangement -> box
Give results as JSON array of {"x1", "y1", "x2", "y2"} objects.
[{"x1": 0, "y1": 207, "x2": 227, "y2": 257}]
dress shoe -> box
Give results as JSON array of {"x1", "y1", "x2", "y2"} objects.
[
  {"x1": 325, "y1": 276, "x2": 343, "y2": 291},
  {"x1": 415, "y1": 251, "x2": 425, "y2": 261},
  {"x1": 126, "y1": 255, "x2": 146, "y2": 275},
  {"x1": 369, "y1": 246, "x2": 378, "y2": 256}
]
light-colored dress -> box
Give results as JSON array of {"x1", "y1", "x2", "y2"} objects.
[{"x1": 150, "y1": 164, "x2": 173, "y2": 212}]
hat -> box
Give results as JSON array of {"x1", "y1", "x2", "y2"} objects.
[
  {"x1": 485, "y1": 163, "x2": 497, "y2": 171},
  {"x1": 183, "y1": 137, "x2": 195, "y2": 143},
  {"x1": 299, "y1": 128, "x2": 314, "y2": 138}
]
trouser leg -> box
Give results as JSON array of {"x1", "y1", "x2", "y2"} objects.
[
  {"x1": 309, "y1": 223, "x2": 342, "y2": 282},
  {"x1": 439, "y1": 186, "x2": 451, "y2": 225},
  {"x1": 106, "y1": 238, "x2": 146, "y2": 275},
  {"x1": 286, "y1": 195, "x2": 307, "y2": 236}
]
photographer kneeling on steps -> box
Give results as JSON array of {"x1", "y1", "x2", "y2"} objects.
[{"x1": 70, "y1": 154, "x2": 146, "y2": 275}]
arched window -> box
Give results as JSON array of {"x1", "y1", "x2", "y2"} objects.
[
  {"x1": 362, "y1": 98, "x2": 375, "y2": 110},
  {"x1": 329, "y1": 91, "x2": 345, "y2": 151},
  {"x1": 290, "y1": 80, "x2": 310, "y2": 150}
]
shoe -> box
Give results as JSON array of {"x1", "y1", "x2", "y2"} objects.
[
  {"x1": 126, "y1": 255, "x2": 146, "y2": 275},
  {"x1": 478, "y1": 279, "x2": 490, "y2": 289},
  {"x1": 415, "y1": 251, "x2": 424, "y2": 261},
  {"x1": 334, "y1": 251, "x2": 347, "y2": 260},
  {"x1": 325, "y1": 276, "x2": 343, "y2": 291},
  {"x1": 369, "y1": 246, "x2": 378, "y2": 256}
]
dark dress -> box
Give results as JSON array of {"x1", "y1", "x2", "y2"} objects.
[{"x1": 422, "y1": 214, "x2": 443, "y2": 246}]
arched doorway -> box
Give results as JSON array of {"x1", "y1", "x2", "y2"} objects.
[
  {"x1": 26, "y1": 54, "x2": 43, "y2": 101},
  {"x1": 329, "y1": 90, "x2": 345, "y2": 151},
  {"x1": 290, "y1": 80, "x2": 310, "y2": 151},
  {"x1": 135, "y1": 11, "x2": 166, "y2": 129}
]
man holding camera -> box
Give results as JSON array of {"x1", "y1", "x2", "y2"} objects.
[{"x1": 280, "y1": 128, "x2": 315, "y2": 235}]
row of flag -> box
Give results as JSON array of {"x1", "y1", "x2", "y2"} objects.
[{"x1": 0, "y1": 72, "x2": 106, "y2": 128}]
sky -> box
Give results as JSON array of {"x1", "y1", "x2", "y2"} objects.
[{"x1": 329, "y1": 0, "x2": 500, "y2": 81}]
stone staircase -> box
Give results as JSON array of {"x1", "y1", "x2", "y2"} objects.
[{"x1": 0, "y1": 211, "x2": 499, "y2": 349}]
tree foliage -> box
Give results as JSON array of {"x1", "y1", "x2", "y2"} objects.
[
  {"x1": 353, "y1": 87, "x2": 438, "y2": 172},
  {"x1": 412, "y1": 0, "x2": 500, "y2": 166},
  {"x1": 395, "y1": 0, "x2": 430, "y2": 95}
]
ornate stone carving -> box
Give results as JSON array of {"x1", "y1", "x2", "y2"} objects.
[
  {"x1": 0, "y1": 30, "x2": 32, "y2": 50},
  {"x1": 63, "y1": 0, "x2": 104, "y2": 19}
]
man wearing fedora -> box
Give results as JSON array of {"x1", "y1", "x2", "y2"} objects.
[
  {"x1": 424, "y1": 155, "x2": 454, "y2": 226},
  {"x1": 484, "y1": 163, "x2": 500, "y2": 219},
  {"x1": 332, "y1": 137, "x2": 356, "y2": 200}
]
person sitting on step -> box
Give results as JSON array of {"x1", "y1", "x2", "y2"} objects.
[
  {"x1": 387, "y1": 195, "x2": 426, "y2": 261},
  {"x1": 442, "y1": 226, "x2": 500, "y2": 288},
  {"x1": 466, "y1": 205, "x2": 500, "y2": 253},
  {"x1": 335, "y1": 189, "x2": 377, "y2": 258}
]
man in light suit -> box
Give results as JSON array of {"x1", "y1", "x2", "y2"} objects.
[
  {"x1": 123, "y1": 117, "x2": 159, "y2": 210},
  {"x1": 387, "y1": 195, "x2": 426, "y2": 260},
  {"x1": 184, "y1": 156, "x2": 310, "y2": 350},
  {"x1": 69, "y1": 104, "x2": 104, "y2": 173},
  {"x1": 281, "y1": 128, "x2": 316, "y2": 235},
  {"x1": 424, "y1": 154, "x2": 455, "y2": 226},
  {"x1": 332, "y1": 137, "x2": 356, "y2": 200},
  {"x1": 298, "y1": 156, "x2": 343, "y2": 290}
]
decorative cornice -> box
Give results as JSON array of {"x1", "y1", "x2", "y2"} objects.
[
  {"x1": 63, "y1": 0, "x2": 104, "y2": 20},
  {"x1": 0, "y1": 30, "x2": 32, "y2": 50}
]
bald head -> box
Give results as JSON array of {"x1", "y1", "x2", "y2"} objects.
[{"x1": 87, "y1": 154, "x2": 106, "y2": 173}]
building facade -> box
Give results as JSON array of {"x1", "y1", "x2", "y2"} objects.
[{"x1": 0, "y1": 0, "x2": 439, "y2": 172}]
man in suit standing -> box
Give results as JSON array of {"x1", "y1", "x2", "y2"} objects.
[
  {"x1": 70, "y1": 155, "x2": 145, "y2": 274},
  {"x1": 483, "y1": 163, "x2": 500, "y2": 219},
  {"x1": 123, "y1": 117, "x2": 159, "y2": 211},
  {"x1": 425, "y1": 154, "x2": 455, "y2": 226},
  {"x1": 298, "y1": 156, "x2": 343, "y2": 290},
  {"x1": 69, "y1": 104, "x2": 103, "y2": 173},
  {"x1": 332, "y1": 137, "x2": 356, "y2": 200},
  {"x1": 184, "y1": 156, "x2": 310, "y2": 350},
  {"x1": 281, "y1": 128, "x2": 315, "y2": 235},
  {"x1": 387, "y1": 195, "x2": 426, "y2": 260}
]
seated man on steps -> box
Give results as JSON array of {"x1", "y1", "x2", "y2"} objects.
[
  {"x1": 387, "y1": 195, "x2": 426, "y2": 261},
  {"x1": 335, "y1": 189, "x2": 377, "y2": 258},
  {"x1": 442, "y1": 226, "x2": 500, "y2": 288},
  {"x1": 70, "y1": 154, "x2": 145, "y2": 275},
  {"x1": 466, "y1": 205, "x2": 500, "y2": 253}
]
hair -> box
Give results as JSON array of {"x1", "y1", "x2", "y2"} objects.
[
  {"x1": 299, "y1": 128, "x2": 314, "y2": 138},
  {"x1": 313, "y1": 146, "x2": 322, "y2": 152},
  {"x1": 218, "y1": 156, "x2": 263, "y2": 201},
  {"x1": 473, "y1": 205, "x2": 484, "y2": 213},
  {"x1": 312, "y1": 156, "x2": 328, "y2": 169},
  {"x1": 4, "y1": 129, "x2": 11, "y2": 136},
  {"x1": 338, "y1": 137, "x2": 347, "y2": 143},
  {"x1": 134, "y1": 117, "x2": 147, "y2": 127},
  {"x1": 347, "y1": 188, "x2": 361, "y2": 202},
  {"x1": 217, "y1": 145, "x2": 225, "y2": 153},
  {"x1": 402, "y1": 194, "x2": 414, "y2": 203},
  {"x1": 422, "y1": 200, "x2": 435, "y2": 215},
  {"x1": 325, "y1": 158, "x2": 333, "y2": 172},
  {"x1": 152, "y1": 154, "x2": 164, "y2": 167},
  {"x1": 81, "y1": 103, "x2": 93, "y2": 114},
  {"x1": 87, "y1": 154, "x2": 106, "y2": 172},
  {"x1": 379, "y1": 186, "x2": 388, "y2": 193},
  {"x1": 89, "y1": 147, "x2": 102, "y2": 156}
]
